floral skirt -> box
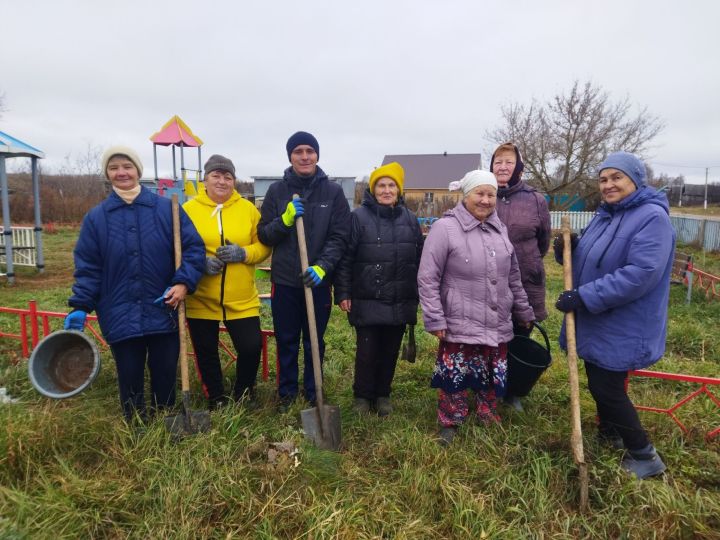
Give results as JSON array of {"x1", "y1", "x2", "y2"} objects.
[{"x1": 430, "y1": 341, "x2": 508, "y2": 396}]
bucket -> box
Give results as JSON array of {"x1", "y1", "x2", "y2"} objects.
[
  {"x1": 28, "y1": 330, "x2": 101, "y2": 399},
  {"x1": 506, "y1": 322, "x2": 552, "y2": 398}
]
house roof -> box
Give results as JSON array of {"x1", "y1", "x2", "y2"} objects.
[
  {"x1": 381, "y1": 153, "x2": 481, "y2": 190},
  {"x1": 0, "y1": 130, "x2": 45, "y2": 158}
]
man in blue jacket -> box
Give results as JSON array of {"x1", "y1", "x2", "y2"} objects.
[{"x1": 258, "y1": 132, "x2": 351, "y2": 410}]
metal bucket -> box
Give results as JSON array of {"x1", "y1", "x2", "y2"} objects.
[{"x1": 28, "y1": 330, "x2": 101, "y2": 399}]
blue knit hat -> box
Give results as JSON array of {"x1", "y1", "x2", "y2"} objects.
[
  {"x1": 597, "y1": 151, "x2": 646, "y2": 188},
  {"x1": 286, "y1": 131, "x2": 320, "y2": 161}
]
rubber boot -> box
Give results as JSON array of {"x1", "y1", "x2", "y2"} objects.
[
  {"x1": 438, "y1": 426, "x2": 457, "y2": 447},
  {"x1": 621, "y1": 444, "x2": 667, "y2": 479},
  {"x1": 376, "y1": 397, "x2": 392, "y2": 417},
  {"x1": 353, "y1": 397, "x2": 371, "y2": 414}
]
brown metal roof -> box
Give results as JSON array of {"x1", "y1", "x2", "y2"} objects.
[{"x1": 381, "y1": 153, "x2": 482, "y2": 190}]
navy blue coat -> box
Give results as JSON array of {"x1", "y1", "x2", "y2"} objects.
[
  {"x1": 560, "y1": 187, "x2": 675, "y2": 371},
  {"x1": 69, "y1": 188, "x2": 205, "y2": 344},
  {"x1": 257, "y1": 166, "x2": 351, "y2": 287}
]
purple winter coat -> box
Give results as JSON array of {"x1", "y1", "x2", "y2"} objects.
[
  {"x1": 418, "y1": 201, "x2": 534, "y2": 347},
  {"x1": 495, "y1": 181, "x2": 551, "y2": 321}
]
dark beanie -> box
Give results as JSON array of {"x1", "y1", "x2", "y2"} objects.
[
  {"x1": 286, "y1": 131, "x2": 320, "y2": 161},
  {"x1": 204, "y1": 154, "x2": 236, "y2": 179}
]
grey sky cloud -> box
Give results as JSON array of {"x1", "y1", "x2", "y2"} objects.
[{"x1": 1, "y1": 0, "x2": 718, "y2": 184}]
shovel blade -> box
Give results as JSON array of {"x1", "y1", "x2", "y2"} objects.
[
  {"x1": 164, "y1": 409, "x2": 211, "y2": 437},
  {"x1": 301, "y1": 404, "x2": 342, "y2": 451}
]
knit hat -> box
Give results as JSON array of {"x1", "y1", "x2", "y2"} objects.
[
  {"x1": 102, "y1": 145, "x2": 143, "y2": 179},
  {"x1": 204, "y1": 154, "x2": 236, "y2": 179},
  {"x1": 450, "y1": 170, "x2": 497, "y2": 195},
  {"x1": 286, "y1": 131, "x2": 320, "y2": 161},
  {"x1": 597, "y1": 151, "x2": 646, "y2": 188},
  {"x1": 369, "y1": 162, "x2": 405, "y2": 195}
]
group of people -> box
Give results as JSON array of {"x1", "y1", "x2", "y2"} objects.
[{"x1": 65, "y1": 132, "x2": 674, "y2": 480}]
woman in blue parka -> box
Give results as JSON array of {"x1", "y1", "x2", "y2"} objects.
[
  {"x1": 65, "y1": 146, "x2": 205, "y2": 421},
  {"x1": 554, "y1": 151, "x2": 675, "y2": 480}
]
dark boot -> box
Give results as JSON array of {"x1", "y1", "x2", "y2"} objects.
[
  {"x1": 438, "y1": 426, "x2": 457, "y2": 447},
  {"x1": 621, "y1": 444, "x2": 667, "y2": 479},
  {"x1": 376, "y1": 397, "x2": 392, "y2": 417},
  {"x1": 353, "y1": 397, "x2": 371, "y2": 414}
]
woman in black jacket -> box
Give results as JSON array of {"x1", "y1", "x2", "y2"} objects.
[{"x1": 334, "y1": 162, "x2": 423, "y2": 416}]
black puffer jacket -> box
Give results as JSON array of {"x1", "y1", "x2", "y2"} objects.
[
  {"x1": 258, "y1": 166, "x2": 351, "y2": 287},
  {"x1": 334, "y1": 190, "x2": 424, "y2": 327}
]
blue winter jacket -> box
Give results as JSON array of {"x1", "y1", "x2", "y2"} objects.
[
  {"x1": 559, "y1": 187, "x2": 675, "y2": 371},
  {"x1": 69, "y1": 187, "x2": 205, "y2": 344}
]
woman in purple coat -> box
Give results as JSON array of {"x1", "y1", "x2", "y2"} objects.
[
  {"x1": 418, "y1": 170, "x2": 534, "y2": 445},
  {"x1": 490, "y1": 142, "x2": 551, "y2": 410}
]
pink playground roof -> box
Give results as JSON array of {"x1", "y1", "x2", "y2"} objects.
[{"x1": 150, "y1": 115, "x2": 203, "y2": 147}]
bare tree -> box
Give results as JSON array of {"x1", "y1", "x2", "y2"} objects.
[{"x1": 488, "y1": 80, "x2": 664, "y2": 209}]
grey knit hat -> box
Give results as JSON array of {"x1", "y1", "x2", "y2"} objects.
[{"x1": 204, "y1": 154, "x2": 236, "y2": 179}]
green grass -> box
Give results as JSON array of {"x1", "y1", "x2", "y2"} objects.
[{"x1": 1, "y1": 228, "x2": 719, "y2": 539}]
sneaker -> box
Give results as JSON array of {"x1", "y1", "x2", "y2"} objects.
[
  {"x1": 353, "y1": 397, "x2": 371, "y2": 414},
  {"x1": 438, "y1": 426, "x2": 457, "y2": 447},
  {"x1": 375, "y1": 397, "x2": 393, "y2": 417},
  {"x1": 621, "y1": 444, "x2": 667, "y2": 479},
  {"x1": 503, "y1": 395, "x2": 524, "y2": 412}
]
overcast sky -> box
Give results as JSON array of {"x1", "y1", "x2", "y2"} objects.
[{"x1": 1, "y1": 0, "x2": 718, "y2": 185}]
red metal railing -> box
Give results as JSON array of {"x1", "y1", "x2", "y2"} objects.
[
  {"x1": 629, "y1": 369, "x2": 720, "y2": 440},
  {"x1": 0, "y1": 301, "x2": 276, "y2": 383}
]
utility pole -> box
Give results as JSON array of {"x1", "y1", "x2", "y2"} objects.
[
  {"x1": 678, "y1": 176, "x2": 683, "y2": 207},
  {"x1": 704, "y1": 167, "x2": 709, "y2": 210}
]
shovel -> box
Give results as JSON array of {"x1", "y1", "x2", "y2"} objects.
[
  {"x1": 294, "y1": 200, "x2": 342, "y2": 451},
  {"x1": 561, "y1": 215, "x2": 589, "y2": 511},
  {"x1": 165, "y1": 194, "x2": 211, "y2": 437}
]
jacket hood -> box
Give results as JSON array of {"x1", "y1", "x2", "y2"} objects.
[
  {"x1": 444, "y1": 200, "x2": 502, "y2": 233},
  {"x1": 283, "y1": 165, "x2": 328, "y2": 195},
  {"x1": 192, "y1": 189, "x2": 242, "y2": 209},
  {"x1": 599, "y1": 185, "x2": 670, "y2": 216}
]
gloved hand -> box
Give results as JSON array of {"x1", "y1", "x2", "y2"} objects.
[
  {"x1": 153, "y1": 287, "x2": 172, "y2": 307},
  {"x1": 302, "y1": 265, "x2": 326, "y2": 287},
  {"x1": 555, "y1": 289, "x2": 585, "y2": 312},
  {"x1": 216, "y1": 241, "x2": 246, "y2": 263},
  {"x1": 205, "y1": 256, "x2": 224, "y2": 275},
  {"x1": 553, "y1": 233, "x2": 579, "y2": 264},
  {"x1": 64, "y1": 310, "x2": 87, "y2": 331},
  {"x1": 281, "y1": 199, "x2": 305, "y2": 227}
]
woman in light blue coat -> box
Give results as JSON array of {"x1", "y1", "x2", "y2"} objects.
[{"x1": 554, "y1": 151, "x2": 675, "y2": 479}]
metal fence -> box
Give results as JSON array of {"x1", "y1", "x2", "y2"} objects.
[
  {"x1": 0, "y1": 226, "x2": 37, "y2": 267},
  {"x1": 670, "y1": 215, "x2": 720, "y2": 252}
]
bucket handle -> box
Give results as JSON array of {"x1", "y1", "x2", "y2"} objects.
[{"x1": 531, "y1": 321, "x2": 551, "y2": 354}]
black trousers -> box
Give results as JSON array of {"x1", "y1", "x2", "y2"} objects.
[
  {"x1": 187, "y1": 316, "x2": 262, "y2": 403},
  {"x1": 585, "y1": 361, "x2": 650, "y2": 450},
  {"x1": 110, "y1": 332, "x2": 178, "y2": 421},
  {"x1": 353, "y1": 325, "x2": 405, "y2": 400}
]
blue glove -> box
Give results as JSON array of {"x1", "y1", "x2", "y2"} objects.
[
  {"x1": 153, "y1": 287, "x2": 172, "y2": 307},
  {"x1": 555, "y1": 289, "x2": 585, "y2": 312},
  {"x1": 302, "y1": 265, "x2": 326, "y2": 287},
  {"x1": 281, "y1": 199, "x2": 305, "y2": 227},
  {"x1": 216, "y1": 240, "x2": 246, "y2": 263},
  {"x1": 64, "y1": 310, "x2": 87, "y2": 331}
]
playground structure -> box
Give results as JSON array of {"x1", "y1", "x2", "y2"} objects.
[
  {"x1": 149, "y1": 115, "x2": 204, "y2": 203},
  {"x1": 0, "y1": 131, "x2": 45, "y2": 284}
]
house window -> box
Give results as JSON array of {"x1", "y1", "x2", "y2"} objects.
[{"x1": 424, "y1": 192, "x2": 434, "y2": 202}]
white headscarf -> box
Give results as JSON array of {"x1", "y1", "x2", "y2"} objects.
[{"x1": 449, "y1": 169, "x2": 498, "y2": 195}]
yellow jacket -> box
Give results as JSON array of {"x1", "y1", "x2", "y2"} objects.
[{"x1": 183, "y1": 190, "x2": 271, "y2": 320}]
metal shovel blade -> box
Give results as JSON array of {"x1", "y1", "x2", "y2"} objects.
[
  {"x1": 301, "y1": 404, "x2": 342, "y2": 451},
  {"x1": 164, "y1": 393, "x2": 211, "y2": 437}
]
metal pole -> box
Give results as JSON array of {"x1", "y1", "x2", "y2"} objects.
[
  {"x1": 0, "y1": 157, "x2": 15, "y2": 284},
  {"x1": 172, "y1": 146, "x2": 177, "y2": 185},
  {"x1": 678, "y1": 176, "x2": 683, "y2": 208},
  {"x1": 180, "y1": 143, "x2": 186, "y2": 203},
  {"x1": 31, "y1": 157, "x2": 45, "y2": 273},
  {"x1": 704, "y1": 168, "x2": 709, "y2": 210},
  {"x1": 153, "y1": 144, "x2": 159, "y2": 182}
]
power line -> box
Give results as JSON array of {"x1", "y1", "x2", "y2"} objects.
[{"x1": 650, "y1": 161, "x2": 720, "y2": 169}]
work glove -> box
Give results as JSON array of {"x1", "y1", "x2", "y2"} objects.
[
  {"x1": 216, "y1": 240, "x2": 246, "y2": 263},
  {"x1": 553, "y1": 233, "x2": 579, "y2": 264},
  {"x1": 555, "y1": 289, "x2": 585, "y2": 313},
  {"x1": 153, "y1": 287, "x2": 173, "y2": 308},
  {"x1": 205, "y1": 256, "x2": 224, "y2": 275},
  {"x1": 64, "y1": 310, "x2": 87, "y2": 331},
  {"x1": 281, "y1": 199, "x2": 305, "y2": 227},
  {"x1": 302, "y1": 265, "x2": 326, "y2": 288}
]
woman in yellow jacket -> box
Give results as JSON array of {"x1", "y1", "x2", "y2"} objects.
[{"x1": 184, "y1": 155, "x2": 271, "y2": 408}]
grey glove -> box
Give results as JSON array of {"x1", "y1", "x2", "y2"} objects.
[
  {"x1": 216, "y1": 240, "x2": 246, "y2": 263},
  {"x1": 205, "y1": 256, "x2": 224, "y2": 275}
]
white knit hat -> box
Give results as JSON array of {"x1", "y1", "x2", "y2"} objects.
[
  {"x1": 102, "y1": 145, "x2": 144, "y2": 179},
  {"x1": 449, "y1": 169, "x2": 497, "y2": 195}
]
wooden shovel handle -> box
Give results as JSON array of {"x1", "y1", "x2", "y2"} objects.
[{"x1": 172, "y1": 195, "x2": 189, "y2": 393}]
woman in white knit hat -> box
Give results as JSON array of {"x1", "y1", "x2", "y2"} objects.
[{"x1": 418, "y1": 170, "x2": 534, "y2": 445}]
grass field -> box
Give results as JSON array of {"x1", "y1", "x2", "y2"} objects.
[{"x1": 1, "y1": 226, "x2": 719, "y2": 539}]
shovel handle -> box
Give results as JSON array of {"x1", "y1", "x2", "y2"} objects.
[
  {"x1": 172, "y1": 195, "x2": 189, "y2": 393},
  {"x1": 562, "y1": 215, "x2": 588, "y2": 510}
]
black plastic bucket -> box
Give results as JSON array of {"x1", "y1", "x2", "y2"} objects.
[{"x1": 506, "y1": 322, "x2": 552, "y2": 398}]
